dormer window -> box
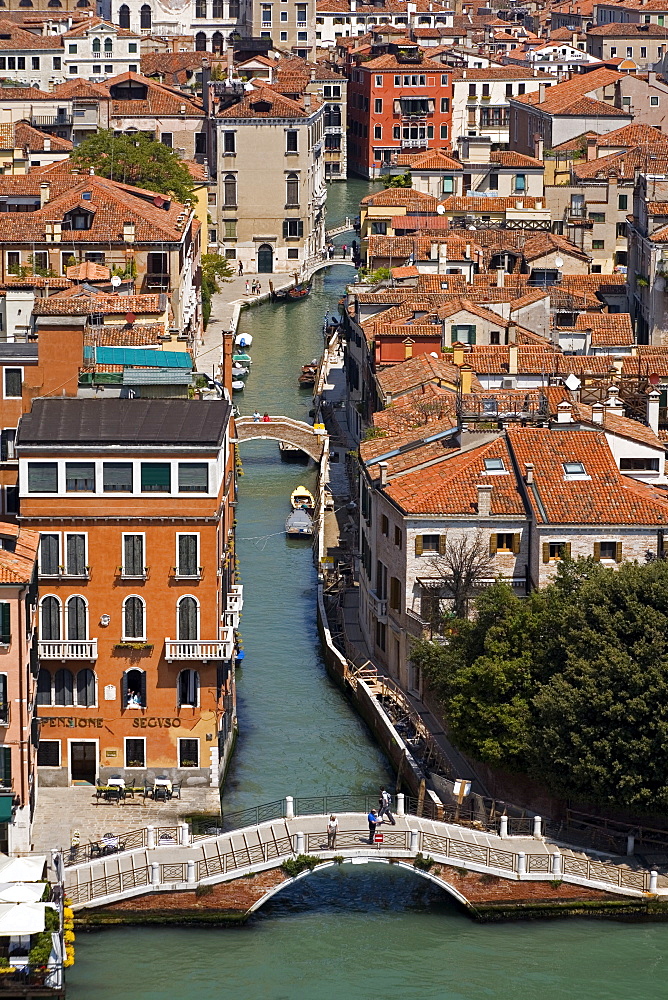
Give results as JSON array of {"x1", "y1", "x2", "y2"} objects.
[
  {"x1": 66, "y1": 209, "x2": 93, "y2": 230},
  {"x1": 251, "y1": 99, "x2": 272, "y2": 113},
  {"x1": 563, "y1": 461, "x2": 589, "y2": 480}
]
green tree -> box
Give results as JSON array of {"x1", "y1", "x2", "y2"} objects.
[
  {"x1": 386, "y1": 170, "x2": 412, "y2": 189},
  {"x1": 71, "y1": 130, "x2": 195, "y2": 203},
  {"x1": 201, "y1": 253, "x2": 233, "y2": 328}
]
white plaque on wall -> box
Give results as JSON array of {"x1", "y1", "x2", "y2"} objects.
[{"x1": 104, "y1": 685, "x2": 117, "y2": 701}]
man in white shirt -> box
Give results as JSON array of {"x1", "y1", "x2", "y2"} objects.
[{"x1": 327, "y1": 814, "x2": 338, "y2": 849}]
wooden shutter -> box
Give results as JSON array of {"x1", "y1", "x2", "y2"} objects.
[
  {"x1": 121, "y1": 671, "x2": 128, "y2": 707},
  {"x1": 438, "y1": 535, "x2": 447, "y2": 555},
  {"x1": 178, "y1": 597, "x2": 198, "y2": 641},
  {"x1": 66, "y1": 534, "x2": 85, "y2": 576},
  {"x1": 178, "y1": 535, "x2": 197, "y2": 576},
  {"x1": 28, "y1": 462, "x2": 57, "y2": 493},
  {"x1": 542, "y1": 542, "x2": 550, "y2": 563},
  {"x1": 139, "y1": 670, "x2": 147, "y2": 708},
  {"x1": 0, "y1": 603, "x2": 10, "y2": 645},
  {"x1": 67, "y1": 597, "x2": 86, "y2": 641},
  {"x1": 0, "y1": 674, "x2": 6, "y2": 722},
  {"x1": 489, "y1": 533, "x2": 498, "y2": 556},
  {"x1": 562, "y1": 542, "x2": 571, "y2": 559},
  {"x1": 415, "y1": 535, "x2": 423, "y2": 556},
  {"x1": 469, "y1": 325, "x2": 477, "y2": 345},
  {"x1": 512, "y1": 533, "x2": 520, "y2": 554},
  {"x1": 42, "y1": 597, "x2": 60, "y2": 641},
  {"x1": 124, "y1": 535, "x2": 143, "y2": 575},
  {"x1": 594, "y1": 541, "x2": 601, "y2": 561},
  {"x1": 76, "y1": 668, "x2": 94, "y2": 708},
  {"x1": 616, "y1": 541, "x2": 623, "y2": 563},
  {"x1": 36, "y1": 668, "x2": 51, "y2": 706},
  {"x1": 282, "y1": 220, "x2": 289, "y2": 238},
  {"x1": 40, "y1": 534, "x2": 58, "y2": 576},
  {"x1": 0, "y1": 746, "x2": 10, "y2": 787}
]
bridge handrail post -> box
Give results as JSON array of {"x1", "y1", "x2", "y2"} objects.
[
  {"x1": 499, "y1": 815, "x2": 508, "y2": 839},
  {"x1": 396, "y1": 792, "x2": 405, "y2": 817},
  {"x1": 295, "y1": 831, "x2": 305, "y2": 855},
  {"x1": 409, "y1": 828, "x2": 419, "y2": 854},
  {"x1": 532, "y1": 815, "x2": 542, "y2": 840},
  {"x1": 650, "y1": 870, "x2": 658, "y2": 892},
  {"x1": 150, "y1": 862, "x2": 160, "y2": 886},
  {"x1": 179, "y1": 822, "x2": 190, "y2": 847},
  {"x1": 147, "y1": 825, "x2": 156, "y2": 850},
  {"x1": 286, "y1": 795, "x2": 295, "y2": 819},
  {"x1": 187, "y1": 860, "x2": 196, "y2": 885},
  {"x1": 551, "y1": 853, "x2": 562, "y2": 878},
  {"x1": 517, "y1": 852, "x2": 526, "y2": 878}
]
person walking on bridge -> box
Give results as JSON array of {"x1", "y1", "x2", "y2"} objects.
[
  {"x1": 367, "y1": 808, "x2": 382, "y2": 844},
  {"x1": 378, "y1": 787, "x2": 396, "y2": 825},
  {"x1": 327, "y1": 814, "x2": 338, "y2": 849},
  {"x1": 252, "y1": 410, "x2": 261, "y2": 422}
]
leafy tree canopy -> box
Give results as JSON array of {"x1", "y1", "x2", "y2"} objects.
[
  {"x1": 411, "y1": 559, "x2": 668, "y2": 811},
  {"x1": 71, "y1": 130, "x2": 195, "y2": 204}
]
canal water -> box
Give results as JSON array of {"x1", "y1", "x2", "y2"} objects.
[{"x1": 67, "y1": 180, "x2": 668, "y2": 998}]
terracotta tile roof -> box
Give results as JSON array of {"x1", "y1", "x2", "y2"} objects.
[
  {"x1": 0, "y1": 19, "x2": 61, "y2": 50},
  {"x1": 588, "y1": 21, "x2": 668, "y2": 36},
  {"x1": 84, "y1": 324, "x2": 167, "y2": 346},
  {"x1": 66, "y1": 261, "x2": 110, "y2": 282},
  {"x1": 512, "y1": 66, "x2": 624, "y2": 112},
  {"x1": 105, "y1": 72, "x2": 203, "y2": 119},
  {"x1": 0, "y1": 174, "x2": 192, "y2": 245},
  {"x1": 384, "y1": 436, "x2": 526, "y2": 516},
  {"x1": 621, "y1": 354, "x2": 668, "y2": 376},
  {"x1": 440, "y1": 194, "x2": 544, "y2": 212},
  {"x1": 396, "y1": 149, "x2": 462, "y2": 171},
  {"x1": 389, "y1": 215, "x2": 452, "y2": 232},
  {"x1": 569, "y1": 400, "x2": 662, "y2": 449},
  {"x1": 141, "y1": 51, "x2": 217, "y2": 85},
  {"x1": 437, "y1": 297, "x2": 510, "y2": 326},
  {"x1": 490, "y1": 150, "x2": 544, "y2": 168},
  {"x1": 217, "y1": 85, "x2": 313, "y2": 119},
  {"x1": 465, "y1": 344, "x2": 559, "y2": 375},
  {"x1": 550, "y1": 130, "x2": 599, "y2": 152},
  {"x1": 522, "y1": 231, "x2": 592, "y2": 262},
  {"x1": 50, "y1": 79, "x2": 110, "y2": 100},
  {"x1": 507, "y1": 427, "x2": 668, "y2": 525},
  {"x1": 573, "y1": 311, "x2": 634, "y2": 344},
  {"x1": 390, "y1": 265, "x2": 419, "y2": 279},
  {"x1": 0, "y1": 85, "x2": 50, "y2": 100},
  {"x1": 360, "y1": 53, "x2": 447, "y2": 71},
  {"x1": 37, "y1": 290, "x2": 164, "y2": 315},
  {"x1": 0, "y1": 523, "x2": 38, "y2": 583},
  {"x1": 362, "y1": 187, "x2": 439, "y2": 209},
  {"x1": 376, "y1": 351, "x2": 461, "y2": 398},
  {"x1": 597, "y1": 123, "x2": 668, "y2": 147},
  {"x1": 13, "y1": 120, "x2": 72, "y2": 152},
  {"x1": 574, "y1": 144, "x2": 668, "y2": 181}
]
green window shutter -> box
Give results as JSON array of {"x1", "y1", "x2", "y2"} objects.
[
  {"x1": 542, "y1": 542, "x2": 550, "y2": 563},
  {"x1": 282, "y1": 220, "x2": 289, "y2": 238},
  {"x1": 178, "y1": 463, "x2": 208, "y2": 492},
  {"x1": 616, "y1": 541, "x2": 623, "y2": 563},
  {"x1": 563, "y1": 542, "x2": 572, "y2": 559},
  {"x1": 28, "y1": 462, "x2": 58, "y2": 493},
  {"x1": 0, "y1": 745, "x2": 10, "y2": 788},
  {"x1": 438, "y1": 535, "x2": 447, "y2": 555},
  {"x1": 594, "y1": 541, "x2": 601, "y2": 561},
  {"x1": 450, "y1": 326, "x2": 458, "y2": 344},
  {"x1": 512, "y1": 533, "x2": 520, "y2": 554},
  {"x1": 489, "y1": 533, "x2": 498, "y2": 556},
  {"x1": 141, "y1": 463, "x2": 171, "y2": 491},
  {"x1": 415, "y1": 535, "x2": 423, "y2": 556},
  {"x1": 469, "y1": 326, "x2": 476, "y2": 345},
  {"x1": 0, "y1": 603, "x2": 10, "y2": 645}
]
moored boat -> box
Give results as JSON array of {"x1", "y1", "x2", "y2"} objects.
[
  {"x1": 232, "y1": 380, "x2": 245, "y2": 392},
  {"x1": 272, "y1": 282, "x2": 312, "y2": 302},
  {"x1": 233, "y1": 352, "x2": 252, "y2": 365},
  {"x1": 285, "y1": 508, "x2": 313, "y2": 536},
  {"x1": 235, "y1": 333, "x2": 252, "y2": 348},
  {"x1": 291, "y1": 485, "x2": 315, "y2": 510}
]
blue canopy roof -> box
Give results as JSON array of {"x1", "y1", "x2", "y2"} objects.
[{"x1": 94, "y1": 348, "x2": 192, "y2": 368}]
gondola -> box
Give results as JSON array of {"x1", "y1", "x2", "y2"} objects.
[{"x1": 271, "y1": 281, "x2": 312, "y2": 302}]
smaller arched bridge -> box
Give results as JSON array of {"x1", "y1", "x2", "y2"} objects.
[
  {"x1": 235, "y1": 416, "x2": 328, "y2": 463},
  {"x1": 61, "y1": 796, "x2": 665, "y2": 914},
  {"x1": 302, "y1": 256, "x2": 358, "y2": 280}
]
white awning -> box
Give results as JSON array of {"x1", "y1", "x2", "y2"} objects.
[
  {"x1": 0, "y1": 902, "x2": 46, "y2": 936},
  {"x1": 0, "y1": 882, "x2": 45, "y2": 903},
  {"x1": 0, "y1": 856, "x2": 47, "y2": 882}
]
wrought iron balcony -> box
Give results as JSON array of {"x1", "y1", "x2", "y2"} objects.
[{"x1": 38, "y1": 640, "x2": 98, "y2": 660}]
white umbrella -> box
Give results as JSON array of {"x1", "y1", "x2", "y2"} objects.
[
  {"x1": 0, "y1": 883, "x2": 45, "y2": 903},
  {"x1": 0, "y1": 856, "x2": 46, "y2": 882},
  {"x1": 0, "y1": 902, "x2": 46, "y2": 936}
]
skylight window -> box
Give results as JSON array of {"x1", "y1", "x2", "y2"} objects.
[
  {"x1": 484, "y1": 457, "x2": 506, "y2": 474},
  {"x1": 563, "y1": 461, "x2": 589, "y2": 480}
]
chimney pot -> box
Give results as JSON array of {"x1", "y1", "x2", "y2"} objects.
[
  {"x1": 647, "y1": 388, "x2": 661, "y2": 435},
  {"x1": 378, "y1": 461, "x2": 388, "y2": 487},
  {"x1": 508, "y1": 344, "x2": 518, "y2": 374},
  {"x1": 524, "y1": 462, "x2": 534, "y2": 485},
  {"x1": 591, "y1": 402, "x2": 605, "y2": 424},
  {"x1": 557, "y1": 401, "x2": 573, "y2": 423}
]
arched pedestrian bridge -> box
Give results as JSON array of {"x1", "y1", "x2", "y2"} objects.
[
  {"x1": 60, "y1": 795, "x2": 665, "y2": 915},
  {"x1": 302, "y1": 256, "x2": 358, "y2": 280},
  {"x1": 236, "y1": 415, "x2": 328, "y2": 463}
]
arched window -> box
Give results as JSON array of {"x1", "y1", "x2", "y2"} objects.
[
  {"x1": 48, "y1": 0, "x2": 62, "y2": 6},
  {"x1": 212, "y1": 30, "x2": 224, "y2": 53},
  {"x1": 104, "y1": 37, "x2": 113, "y2": 53},
  {"x1": 223, "y1": 173, "x2": 236, "y2": 208},
  {"x1": 118, "y1": 4, "x2": 130, "y2": 28},
  {"x1": 177, "y1": 597, "x2": 198, "y2": 641},
  {"x1": 36, "y1": 668, "x2": 52, "y2": 706},
  {"x1": 140, "y1": 3, "x2": 151, "y2": 29},
  {"x1": 76, "y1": 668, "x2": 96, "y2": 707},
  {"x1": 67, "y1": 596, "x2": 87, "y2": 641},
  {"x1": 76, "y1": 0, "x2": 90, "y2": 6},
  {"x1": 123, "y1": 668, "x2": 146, "y2": 708},
  {"x1": 195, "y1": 31, "x2": 207, "y2": 50},
  {"x1": 19, "y1": 0, "x2": 33, "y2": 7},
  {"x1": 286, "y1": 172, "x2": 299, "y2": 207},
  {"x1": 92, "y1": 37, "x2": 101, "y2": 52},
  {"x1": 212, "y1": 0, "x2": 223, "y2": 17},
  {"x1": 178, "y1": 669, "x2": 199, "y2": 707},
  {"x1": 40, "y1": 596, "x2": 60, "y2": 641},
  {"x1": 54, "y1": 668, "x2": 73, "y2": 707},
  {"x1": 123, "y1": 596, "x2": 145, "y2": 639}
]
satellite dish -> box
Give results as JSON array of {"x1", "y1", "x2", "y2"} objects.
[
  {"x1": 649, "y1": 373, "x2": 660, "y2": 386},
  {"x1": 564, "y1": 373, "x2": 581, "y2": 391},
  {"x1": 468, "y1": 225, "x2": 477, "y2": 231},
  {"x1": 436, "y1": 204, "x2": 445, "y2": 215},
  {"x1": 554, "y1": 256, "x2": 564, "y2": 268},
  {"x1": 430, "y1": 352, "x2": 439, "y2": 358},
  {"x1": 111, "y1": 275, "x2": 122, "y2": 288}
]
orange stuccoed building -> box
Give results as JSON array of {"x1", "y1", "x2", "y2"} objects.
[{"x1": 17, "y1": 396, "x2": 240, "y2": 790}]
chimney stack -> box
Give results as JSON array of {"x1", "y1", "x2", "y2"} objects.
[
  {"x1": 587, "y1": 135, "x2": 597, "y2": 161},
  {"x1": 647, "y1": 389, "x2": 661, "y2": 435},
  {"x1": 524, "y1": 462, "x2": 534, "y2": 485},
  {"x1": 460, "y1": 363, "x2": 473, "y2": 394},
  {"x1": 378, "y1": 461, "x2": 388, "y2": 487},
  {"x1": 476, "y1": 484, "x2": 492, "y2": 517},
  {"x1": 557, "y1": 401, "x2": 573, "y2": 423},
  {"x1": 591, "y1": 402, "x2": 605, "y2": 424},
  {"x1": 605, "y1": 385, "x2": 624, "y2": 415},
  {"x1": 538, "y1": 82, "x2": 546, "y2": 103},
  {"x1": 452, "y1": 343, "x2": 464, "y2": 366},
  {"x1": 40, "y1": 182, "x2": 50, "y2": 208},
  {"x1": 496, "y1": 268, "x2": 504, "y2": 288},
  {"x1": 508, "y1": 344, "x2": 518, "y2": 374}
]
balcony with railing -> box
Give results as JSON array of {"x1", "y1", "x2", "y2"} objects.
[
  {"x1": 38, "y1": 639, "x2": 98, "y2": 660},
  {"x1": 369, "y1": 590, "x2": 388, "y2": 621},
  {"x1": 30, "y1": 114, "x2": 73, "y2": 127},
  {"x1": 165, "y1": 629, "x2": 234, "y2": 662},
  {"x1": 144, "y1": 273, "x2": 170, "y2": 290}
]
